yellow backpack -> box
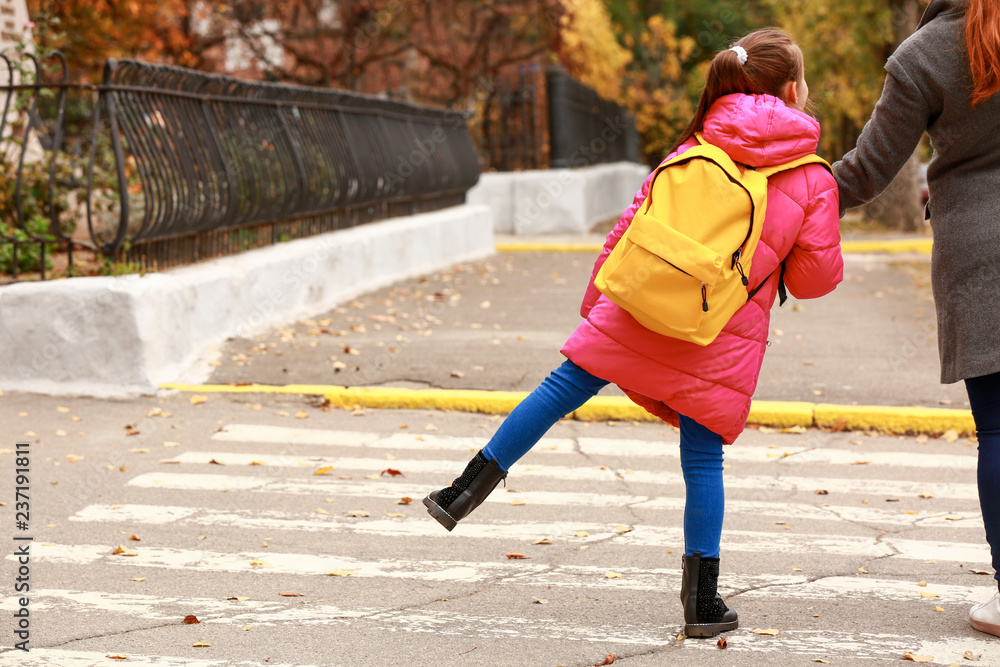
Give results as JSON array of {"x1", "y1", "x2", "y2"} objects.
[{"x1": 595, "y1": 134, "x2": 830, "y2": 346}]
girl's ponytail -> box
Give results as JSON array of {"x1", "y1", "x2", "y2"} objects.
[
  {"x1": 670, "y1": 29, "x2": 802, "y2": 153},
  {"x1": 967, "y1": 0, "x2": 1000, "y2": 107}
]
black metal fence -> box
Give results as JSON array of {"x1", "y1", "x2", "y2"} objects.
[
  {"x1": 0, "y1": 55, "x2": 482, "y2": 281},
  {"x1": 476, "y1": 65, "x2": 640, "y2": 172}
]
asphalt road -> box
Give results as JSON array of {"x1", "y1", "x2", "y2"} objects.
[{"x1": 0, "y1": 389, "x2": 993, "y2": 666}]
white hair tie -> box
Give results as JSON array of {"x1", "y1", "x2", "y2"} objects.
[{"x1": 730, "y1": 45, "x2": 748, "y2": 65}]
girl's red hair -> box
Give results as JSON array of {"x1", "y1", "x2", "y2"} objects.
[{"x1": 967, "y1": 0, "x2": 1000, "y2": 106}]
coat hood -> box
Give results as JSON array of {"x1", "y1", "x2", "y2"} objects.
[
  {"x1": 700, "y1": 94, "x2": 821, "y2": 167},
  {"x1": 919, "y1": 0, "x2": 965, "y2": 29}
]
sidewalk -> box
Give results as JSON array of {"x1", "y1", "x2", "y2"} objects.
[{"x1": 177, "y1": 236, "x2": 972, "y2": 436}]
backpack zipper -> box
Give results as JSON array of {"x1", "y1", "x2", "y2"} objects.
[
  {"x1": 701, "y1": 282, "x2": 709, "y2": 312},
  {"x1": 733, "y1": 250, "x2": 749, "y2": 286}
]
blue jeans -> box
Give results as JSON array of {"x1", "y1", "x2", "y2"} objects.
[
  {"x1": 482, "y1": 359, "x2": 726, "y2": 558},
  {"x1": 966, "y1": 371, "x2": 1000, "y2": 591}
]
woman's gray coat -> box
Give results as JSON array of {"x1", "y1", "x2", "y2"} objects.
[{"x1": 833, "y1": 0, "x2": 1000, "y2": 384}]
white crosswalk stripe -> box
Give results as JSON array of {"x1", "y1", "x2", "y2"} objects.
[{"x1": 6, "y1": 424, "x2": 993, "y2": 665}]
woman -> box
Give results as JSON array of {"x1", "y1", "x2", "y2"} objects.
[{"x1": 833, "y1": 0, "x2": 1000, "y2": 636}]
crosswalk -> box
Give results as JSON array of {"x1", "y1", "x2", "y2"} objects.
[{"x1": 3, "y1": 421, "x2": 996, "y2": 665}]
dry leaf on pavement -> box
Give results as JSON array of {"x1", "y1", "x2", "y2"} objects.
[
  {"x1": 605, "y1": 571, "x2": 622, "y2": 579},
  {"x1": 192, "y1": 642, "x2": 211, "y2": 647},
  {"x1": 595, "y1": 655, "x2": 615, "y2": 666},
  {"x1": 506, "y1": 553, "x2": 531, "y2": 559},
  {"x1": 314, "y1": 466, "x2": 334, "y2": 476},
  {"x1": 752, "y1": 629, "x2": 780, "y2": 636},
  {"x1": 532, "y1": 598, "x2": 549, "y2": 604},
  {"x1": 279, "y1": 593, "x2": 303, "y2": 597},
  {"x1": 532, "y1": 538, "x2": 553, "y2": 545},
  {"x1": 190, "y1": 395, "x2": 207, "y2": 405},
  {"x1": 381, "y1": 468, "x2": 404, "y2": 477},
  {"x1": 717, "y1": 637, "x2": 727, "y2": 649},
  {"x1": 348, "y1": 510, "x2": 370, "y2": 518},
  {"x1": 182, "y1": 615, "x2": 200, "y2": 624},
  {"x1": 111, "y1": 545, "x2": 137, "y2": 556},
  {"x1": 964, "y1": 651, "x2": 982, "y2": 660},
  {"x1": 396, "y1": 497, "x2": 413, "y2": 505},
  {"x1": 327, "y1": 570, "x2": 355, "y2": 576},
  {"x1": 902, "y1": 652, "x2": 934, "y2": 662}
]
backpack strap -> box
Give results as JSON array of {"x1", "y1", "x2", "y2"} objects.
[
  {"x1": 755, "y1": 153, "x2": 833, "y2": 178},
  {"x1": 747, "y1": 263, "x2": 789, "y2": 306},
  {"x1": 744, "y1": 155, "x2": 830, "y2": 305}
]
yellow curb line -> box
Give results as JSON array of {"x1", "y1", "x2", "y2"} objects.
[
  {"x1": 161, "y1": 384, "x2": 974, "y2": 436},
  {"x1": 495, "y1": 239, "x2": 933, "y2": 256}
]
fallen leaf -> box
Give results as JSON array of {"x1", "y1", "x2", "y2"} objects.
[
  {"x1": 886, "y1": 498, "x2": 900, "y2": 502},
  {"x1": 963, "y1": 650, "x2": 981, "y2": 660},
  {"x1": 314, "y1": 466, "x2": 334, "y2": 476},
  {"x1": 615, "y1": 525, "x2": 633, "y2": 534},
  {"x1": 605, "y1": 571, "x2": 622, "y2": 579},
  {"x1": 209, "y1": 459, "x2": 226, "y2": 465},
  {"x1": 942, "y1": 429, "x2": 960, "y2": 442},
  {"x1": 192, "y1": 642, "x2": 211, "y2": 648},
  {"x1": 917, "y1": 581, "x2": 927, "y2": 587},
  {"x1": 163, "y1": 441, "x2": 180, "y2": 447},
  {"x1": 128, "y1": 535, "x2": 141, "y2": 541},
  {"x1": 183, "y1": 615, "x2": 200, "y2": 624},
  {"x1": 107, "y1": 655, "x2": 128, "y2": 660},
  {"x1": 532, "y1": 598, "x2": 549, "y2": 604},
  {"x1": 364, "y1": 473, "x2": 381, "y2": 480},
  {"x1": 858, "y1": 567, "x2": 869, "y2": 574},
  {"x1": 396, "y1": 497, "x2": 413, "y2": 505},
  {"x1": 348, "y1": 510, "x2": 370, "y2": 518},
  {"x1": 920, "y1": 592, "x2": 939, "y2": 598},
  {"x1": 190, "y1": 395, "x2": 207, "y2": 405},
  {"x1": 532, "y1": 538, "x2": 554, "y2": 545},
  {"x1": 125, "y1": 428, "x2": 141, "y2": 436},
  {"x1": 506, "y1": 553, "x2": 531, "y2": 559},
  {"x1": 295, "y1": 410, "x2": 309, "y2": 419},
  {"x1": 315, "y1": 508, "x2": 329, "y2": 515},
  {"x1": 575, "y1": 531, "x2": 590, "y2": 538},
  {"x1": 752, "y1": 629, "x2": 780, "y2": 636},
  {"x1": 226, "y1": 596, "x2": 251, "y2": 601},
  {"x1": 934, "y1": 606, "x2": 944, "y2": 612},
  {"x1": 812, "y1": 661, "x2": 831, "y2": 664},
  {"x1": 919, "y1": 493, "x2": 934, "y2": 499},
  {"x1": 595, "y1": 654, "x2": 615, "y2": 666},
  {"x1": 327, "y1": 570, "x2": 355, "y2": 576},
  {"x1": 970, "y1": 569, "x2": 991, "y2": 575},
  {"x1": 111, "y1": 545, "x2": 137, "y2": 556},
  {"x1": 129, "y1": 448, "x2": 149, "y2": 454},
  {"x1": 792, "y1": 568, "x2": 804, "y2": 572},
  {"x1": 852, "y1": 460, "x2": 871, "y2": 465},
  {"x1": 511, "y1": 499, "x2": 527, "y2": 506},
  {"x1": 279, "y1": 593, "x2": 303, "y2": 597},
  {"x1": 902, "y1": 652, "x2": 934, "y2": 663},
  {"x1": 946, "y1": 516, "x2": 964, "y2": 521},
  {"x1": 815, "y1": 489, "x2": 829, "y2": 495},
  {"x1": 249, "y1": 560, "x2": 269, "y2": 566},
  {"x1": 717, "y1": 637, "x2": 728, "y2": 649},
  {"x1": 381, "y1": 468, "x2": 404, "y2": 477},
  {"x1": 130, "y1": 578, "x2": 145, "y2": 582},
  {"x1": 780, "y1": 425, "x2": 806, "y2": 434},
  {"x1": 386, "y1": 512, "x2": 405, "y2": 518}
]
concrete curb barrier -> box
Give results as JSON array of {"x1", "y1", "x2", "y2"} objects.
[
  {"x1": 495, "y1": 238, "x2": 934, "y2": 255},
  {"x1": 0, "y1": 205, "x2": 496, "y2": 397},
  {"x1": 159, "y1": 383, "x2": 976, "y2": 437},
  {"x1": 467, "y1": 162, "x2": 648, "y2": 235}
]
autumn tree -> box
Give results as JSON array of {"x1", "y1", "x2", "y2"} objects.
[
  {"x1": 764, "y1": 0, "x2": 926, "y2": 230},
  {"x1": 25, "y1": 0, "x2": 227, "y2": 82}
]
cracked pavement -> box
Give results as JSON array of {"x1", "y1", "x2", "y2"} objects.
[{"x1": 0, "y1": 388, "x2": 992, "y2": 666}]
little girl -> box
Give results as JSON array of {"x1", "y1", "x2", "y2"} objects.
[{"x1": 424, "y1": 28, "x2": 843, "y2": 638}]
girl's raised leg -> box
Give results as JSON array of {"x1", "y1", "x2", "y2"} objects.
[{"x1": 424, "y1": 360, "x2": 608, "y2": 531}]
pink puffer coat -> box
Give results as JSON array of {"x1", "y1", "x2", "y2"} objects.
[{"x1": 561, "y1": 93, "x2": 843, "y2": 444}]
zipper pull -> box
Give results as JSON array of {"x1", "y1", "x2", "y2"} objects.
[
  {"x1": 701, "y1": 282, "x2": 709, "y2": 312},
  {"x1": 736, "y1": 261, "x2": 749, "y2": 286}
]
